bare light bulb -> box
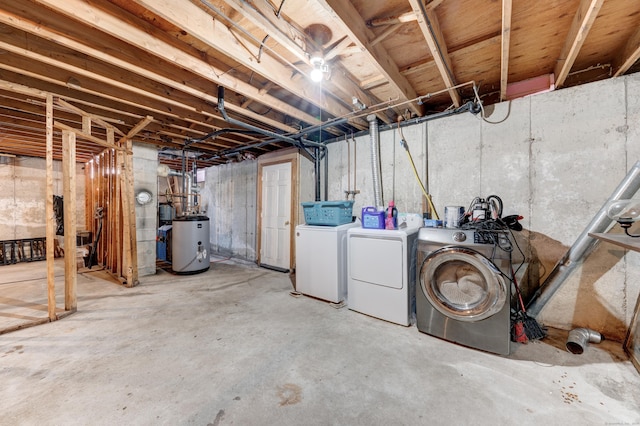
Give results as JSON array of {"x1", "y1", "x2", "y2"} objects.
[
  {"x1": 310, "y1": 67, "x2": 324, "y2": 83},
  {"x1": 309, "y1": 56, "x2": 326, "y2": 83}
]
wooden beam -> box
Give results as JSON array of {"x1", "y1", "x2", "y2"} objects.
[
  {"x1": 130, "y1": 0, "x2": 352, "y2": 119},
  {"x1": 500, "y1": 0, "x2": 513, "y2": 101},
  {"x1": 366, "y1": 1, "x2": 443, "y2": 28},
  {"x1": 220, "y1": 0, "x2": 308, "y2": 63},
  {"x1": 554, "y1": 0, "x2": 605, "y2": 88},
  {"x1": 45, "y1": 93, "x2": 56, "y2": 321},
  {"x1": 370, "y1": 24, "x2": 402, "y2": 47},
  {"x1": 116, "y1": 115, "x2": 153, "y2": 287},
  {"x1": 0, "y1": 79, "x2": 48, "y2": 98},
  {"x1": 324, "y1": 36, "x2": 354, "y2": 62},
  {"x1": 56, "y1": 98, "x2": 126, "y2": 137},
  {"x1": 124, "y1": 115, "x2": 154, "y2": 139},
  {"x1": 0, "y1": 8, "x2": 295, "y2": 133},
  {"x1": 53, "y1": 121, "x2": 130, "y2": 153},
  {"x1": 316, "y1": 0, "x2": 422, "y2": 116},
  {"x1": 0, "y1": 37, "x2": 239, "y2": 133},
  {"x1": 407, "y1": 0, "x2": 461, "y2": 107},
  {"x1": 30, "y1": 0, "x2": 321, "y2": 127},
  {"x1": 217, "y1": 0, "x2": 370, "y2": 126},
  {"x1": 613, "y1": 26, "x2": 640, "y2": 77},
  {"x1": 62, "y1": 130, "x2": 77, "y2": 311}
]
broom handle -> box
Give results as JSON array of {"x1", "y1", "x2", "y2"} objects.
[{"x1": 511, "y1": 265, "x2": 528, "y2": 313}]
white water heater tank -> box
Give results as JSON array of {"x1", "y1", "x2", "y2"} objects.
[{"x1": 171, "y1": 215, "x2": 210, "y2": 274}]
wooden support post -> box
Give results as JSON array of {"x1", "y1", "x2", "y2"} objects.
[
  {"x1": 45, "y1": 94, "x2": 56, "y2": 321},
  {"x1": 62, "y1": 130, "x2": 77, "y2": 311},
  {"x1": 118, "y1": 139, "x2": 139, "y2": 287},
  {"x1": 114, "y1": 148, "x2": 122, "y2": 278},
  {"x1": 107, "y1": 127, "x2": 116, "y2": 272},
  {"x1": 124, "y1": 138, "x2": 138, "y2": 287}
]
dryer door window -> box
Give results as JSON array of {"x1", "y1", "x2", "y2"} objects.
[{"x1": 420, "y1": 247, "x2": 507, "y2": 322}]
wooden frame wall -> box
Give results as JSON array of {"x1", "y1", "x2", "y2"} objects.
[
  {"x1": 8, "y1": 81, "x2": 152, "y2": 327},
  {"x1": 82, "y1": 116, "x2": 153, "y2": 287}
]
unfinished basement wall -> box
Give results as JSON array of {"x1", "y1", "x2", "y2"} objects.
[
  {"x1": 201, "y1": 160, "x2": 257, "y2": 261},
  {"x1": 133, "y1": 143, "x2": 158, "y2": 277},
  {"x1": 0, "y1": 156, "x2": 86, "y2": 241},
  {"x1": 326, "y1": 72, "x2": 640, "y2": 342}
]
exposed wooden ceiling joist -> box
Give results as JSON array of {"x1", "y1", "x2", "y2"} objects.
[
  {"x1": 407, "y1": 0, "x2": 462, "y2": 107},
  {"x1": 316, "y1": 0, "x2": 423, "y2": 117},
  {"x1": 131, "y1": 0, "x2": 355, "y2": 121},
  {"x1": 0, "y1": 6, "x2": 294, "y2": 133},
  {"x1": 554, "y1": 0, "x2": 605, "y2": 88},
  {"x1": 31, "y1": 0, "x2": 321, "y2": 128},
  {"x1": 613, "y1": 26, "x2": 640, "y2": 77},
  {"x1": 500, "y1": 0, "x2": 513, "y2": 101}
]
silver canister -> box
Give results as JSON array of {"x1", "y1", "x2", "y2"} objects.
[{"x1": 444, "y1": 206, "x2": 465, "y2": 228}]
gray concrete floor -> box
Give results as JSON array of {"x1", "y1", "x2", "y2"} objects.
[{"x1": 1, "y1": 259, "x2": 639, "y2": 425}]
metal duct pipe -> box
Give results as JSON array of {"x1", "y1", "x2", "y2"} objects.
[
  {"x1": 217, "y1": 87, "x2": 301, "y2": 146},
  {"x1": 185, "y1": 128, "x2": 262, "y2": 146},
  {"x1": 367, "y1": 114, "x2": 383, "y2": 208},
  {"x1": 528, "y1": 160, "x2": 640, "y2": 315},
  {"x1": 566, "y1": 328, "x2": 603, "y2": 354},
  {"x1": 216, "y1": 86, "x2": 346, "y2": 151}
]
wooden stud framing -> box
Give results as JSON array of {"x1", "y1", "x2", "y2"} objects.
[
  {"x1": 45, "y1": 94, "x2": 56, "y2": 321},
  {"x1": 62, "y1": 130, "x2": 77, "y2": 311}
]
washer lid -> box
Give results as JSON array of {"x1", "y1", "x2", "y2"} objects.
[{"x1": 420, "y1": 247, "x2": 507, "y2": 322}]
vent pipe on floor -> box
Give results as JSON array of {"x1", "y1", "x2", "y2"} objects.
[
  {"x1": 527, "y1": 160, "x2": 640, "y2": 316},
  {"x1": 566, "y1": 328, "x2": 603, "y2": 354},
  {"x1": 368, "y1": 114, "x2": 383, "y2": 208}
]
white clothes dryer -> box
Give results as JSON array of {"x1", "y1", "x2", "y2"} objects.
[
  {"x1": 416, "y1": 227, "x2": 515, "y2": 355},
  {"x1": 347, "y1": 226, "x2": 419, "y2": 326}
]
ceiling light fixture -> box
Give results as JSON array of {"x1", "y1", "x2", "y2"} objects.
[{"x1": 309, "y1": 56, "x2": 328, "y2": 83}]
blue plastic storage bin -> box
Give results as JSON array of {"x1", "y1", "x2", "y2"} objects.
[{"x1": 302, "y1": 200, "x2": 354, "y2": 226}]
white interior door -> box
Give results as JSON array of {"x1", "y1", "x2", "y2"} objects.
[{"x1": 260, "y1": 162, "x2": 292, "y2": 271}]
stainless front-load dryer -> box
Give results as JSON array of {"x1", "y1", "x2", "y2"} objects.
[{"x1": 416, "y1": 227, "x2": 515, "y2": 355}]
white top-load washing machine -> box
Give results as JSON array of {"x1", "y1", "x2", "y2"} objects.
[
  {"x1": 295, "y1": 221, "x2": 359, "y2": 303},
  {"x1": 347, "y1": 226, "x2": 419, "y2": 326}
]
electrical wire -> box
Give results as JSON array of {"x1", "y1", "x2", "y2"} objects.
[
  {"x1": 473, "y1": 84, "x2": 512, "y2": 125},
  {"x1": 396, "y1": 118, "x2": 439, "y2": 220}
]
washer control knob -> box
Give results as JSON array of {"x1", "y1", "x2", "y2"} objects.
[{"x1": 452, "y1": 231, "x2": 467, "y2": 242}]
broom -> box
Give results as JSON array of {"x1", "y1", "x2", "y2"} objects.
[{"x1": 511, "y1": 265, "x2": 546, "y2": 341}]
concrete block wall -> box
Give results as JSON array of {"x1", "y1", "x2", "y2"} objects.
[
  {"x1": 0, "y1": 156, "x2": 85, "y2": 240},
  {"x1": 325, "y1": 73, "x2": 640, "y2": 341},
  {"x1": 132, "y1": 143, "x2": 159, "y2": 277},
  {"x1": 201, "y1": 160, "x2": 257, "y2": 261}
]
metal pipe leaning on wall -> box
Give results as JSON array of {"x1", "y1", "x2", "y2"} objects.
[
  {"x1": 527, "y1": 160, "x2": 640, "y2": 316},
  {"x1": 566, "y1": 328, "x2": 603, "y2": 354}
]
